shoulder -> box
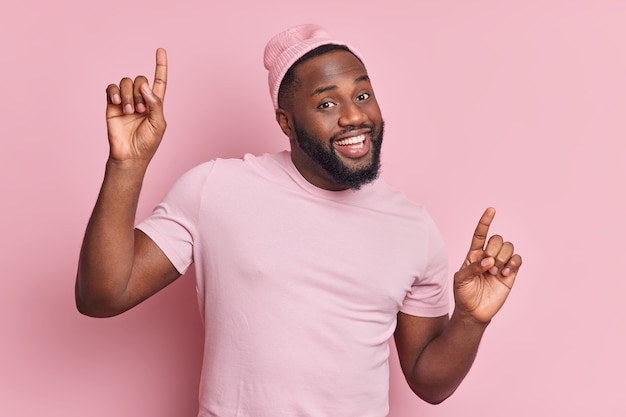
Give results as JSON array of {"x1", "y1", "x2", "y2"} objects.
[
  {"x1": 173, "y1": 151, "x2": 288, "y2": 186},
  {"x1": 204, "y1": 151, "x2": 290, "y2": 179}
]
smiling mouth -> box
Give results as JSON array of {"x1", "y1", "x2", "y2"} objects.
[
  {"x1": 332, "y1": 133, "x2": 370, "y2": 159},
  {"x1": 334, "y1": 134, "x2": 366, "y2": 147}
]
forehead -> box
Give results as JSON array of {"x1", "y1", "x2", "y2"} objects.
[{"x1": 293, "y1": 50, "x2": 369, "y2": 91}]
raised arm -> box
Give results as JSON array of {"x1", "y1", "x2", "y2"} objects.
[
  {"x1": 75, "y1": 49, "x2": 180, "y2": 318},
  {"x1": 394, "y1": 207, "x2": 522, "y2": 404}
]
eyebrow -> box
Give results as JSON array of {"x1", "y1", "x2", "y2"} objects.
[{"x1": 311, "y1": 74, "x2": 371, "y2": 97}]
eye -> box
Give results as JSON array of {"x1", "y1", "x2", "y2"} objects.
[
  {"x1": 317, "y1": 101, "x2": 336, "y2": 109},
  {"x1": 356, "y1": 92, "x2": 370, "y2": 101}
]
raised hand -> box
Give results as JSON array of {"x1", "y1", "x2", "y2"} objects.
[
  {"x1": 105, "y1": 48, "x2": 168, "y2": 164},
  {"x1": 453, "y1": 207, "x2": 522, "y2": 324}
]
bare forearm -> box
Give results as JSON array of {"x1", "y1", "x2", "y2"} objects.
[
  {"x1": 75, "y1": 159, "x2": 148, "y2": 316},
  {"x1": 409, "y1": 310, "x2": 489, "y2": 404}
]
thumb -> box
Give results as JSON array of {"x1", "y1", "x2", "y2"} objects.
[
  {"x1": 141, "y1": 83, "x2": 163, "y2": 110},
  {"x1": 141, "y1": 83, "x2": 166, "y2": 125},
  {"x1": 455, "y1": 257, "x2": 494, "y2": 282}
]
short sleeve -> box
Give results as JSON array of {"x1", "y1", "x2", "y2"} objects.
[
  {"x1": 400, "y1": 214, "x2": 450, "y2": 318},
  {"x1": 136, "y1": 161, "x2": 215, "y2": 274}
]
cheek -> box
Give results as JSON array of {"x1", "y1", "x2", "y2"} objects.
[
  {"x1": 366, "y1": 102, "x2": 383, "y2": 123},
  {"x1": 300, "y1": 112, "x2": 337, "y2": 139}
]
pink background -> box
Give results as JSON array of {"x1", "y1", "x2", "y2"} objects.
[{"x1": 2, "y1": 1, "x2": 625, "y2": 416}]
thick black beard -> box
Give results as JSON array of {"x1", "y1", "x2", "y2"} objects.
[{"x1": 294, "y1": 121, "x2": 384, "y2": 190}]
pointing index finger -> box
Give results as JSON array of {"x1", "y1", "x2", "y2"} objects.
[
  {"x1": 468, "y1": 207, "x2": 496, "y2": 256},
  {"x1": 152, "y1": 48, "x2": 168, "y2": 101}
]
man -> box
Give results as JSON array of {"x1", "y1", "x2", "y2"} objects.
[{"x1": 76, "y1": 24, "x2": 522, "y2": 416}]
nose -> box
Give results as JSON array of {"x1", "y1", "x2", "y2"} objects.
[{"x1": 338, "y1": 102, "x2": 367, "y2": 127}]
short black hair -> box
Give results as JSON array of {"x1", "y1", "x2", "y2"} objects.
[{"x1": 277, "y1": 44, "x2": 363, "y2": 109}]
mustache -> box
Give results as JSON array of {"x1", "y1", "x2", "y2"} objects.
[{"x1": 329, "y1": 124, "x2": 376, "y2": 143}]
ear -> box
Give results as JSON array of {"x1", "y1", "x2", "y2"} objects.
[{"x1": 276, "y1": 108, "x2": 295, "y2": 139}]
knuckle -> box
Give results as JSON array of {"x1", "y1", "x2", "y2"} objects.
[
  {"x1": 507, "y1": 255, "x2": 522, "y2": 269},
  {"x1": 489, "y1": 234, "x2": 503, "y2": 242},
  {"x1": 496, "y1": 250, "x2": 508, "y2": 260}
]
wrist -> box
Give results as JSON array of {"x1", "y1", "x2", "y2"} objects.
[
  {"x1": 450, "y1": 307, "x2": 491, "y2": 330},
  {"x1": 106, "y1": 156, "x2": 150, "y2": 175},
  {"x1": 102, "y1": 158, "x2": 150, "y2": 195}
]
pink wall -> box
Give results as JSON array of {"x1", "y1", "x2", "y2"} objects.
[{"x1": 2, "y1": 1, "x2": 625, "y2": 416}]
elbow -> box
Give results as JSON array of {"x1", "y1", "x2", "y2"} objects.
[
  {"x1": 76, "y1": 300, "x2": 126, "y2": 319},
  {"x1": 75, "y1": 296, "x2": 123, "y2": 318},
  {"x1": 75, "y1": 298, "x2": 113, "y2": 318},
  {"x1": 74, "y1": 281, "x2": 127, "y2": 318},
  {"x1": 414, "y1": 390, "x2": 450, "y2": 406},
  {"x1": 408, "y1": 381, "x2": 456, "y2": 405},
  {"x1": 419, "y1": 394, "x2": 449, "y2": 406}
]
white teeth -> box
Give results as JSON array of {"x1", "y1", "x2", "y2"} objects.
[{"x1": 335, "y1": 134, "x2": 365, "y2": 146}]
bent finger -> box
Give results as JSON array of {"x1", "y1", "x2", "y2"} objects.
[
  {"x1": 501, "y1": 253, "x2": 523, "y2": 277},
  {"x1": 484, "y1": 234, "x2": 503, "y2": 274},
  {"x1": 484, "y1": 235, "x2": 503, "y2": 259},
  {"x1": 119, "y1": 77, "x2": 135, "y2": 114},
  {"x1": 106, "y1": 84, "x2": 121, "y2": 105},
  {"x1": 133, "y1": 75, "x2": 149, "y2": 113},
  {"x1": 492, "y1": 240, "x2": 514, "y2": 274}
]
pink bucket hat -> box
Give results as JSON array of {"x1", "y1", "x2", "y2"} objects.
[{"x1": 263, "y1": 24, "x2": 363, "y2": 110}]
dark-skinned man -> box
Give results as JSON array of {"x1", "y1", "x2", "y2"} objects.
[{"x1": 76, "y1": 24, "x2": 522, "y2": 417}]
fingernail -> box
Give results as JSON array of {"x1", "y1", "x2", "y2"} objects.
[
  {"x1": 136, "y1": 103, "x2": 146, "y2": 113},
  {"x1": 489, "y1": 266, "x2": 499, "y2": 275},
  {"x1": 481, "y1": 257, "x2": 492, "y2": 267},
  {"x1": 502, "y1": 268, "x2": 511, "y2": 276},
  {"x1": 112, "y1": 94, "x2": 121, "y2": 104},
  {"x1": 124, "y1": 104, "x2": 133, "y2": 114}
]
